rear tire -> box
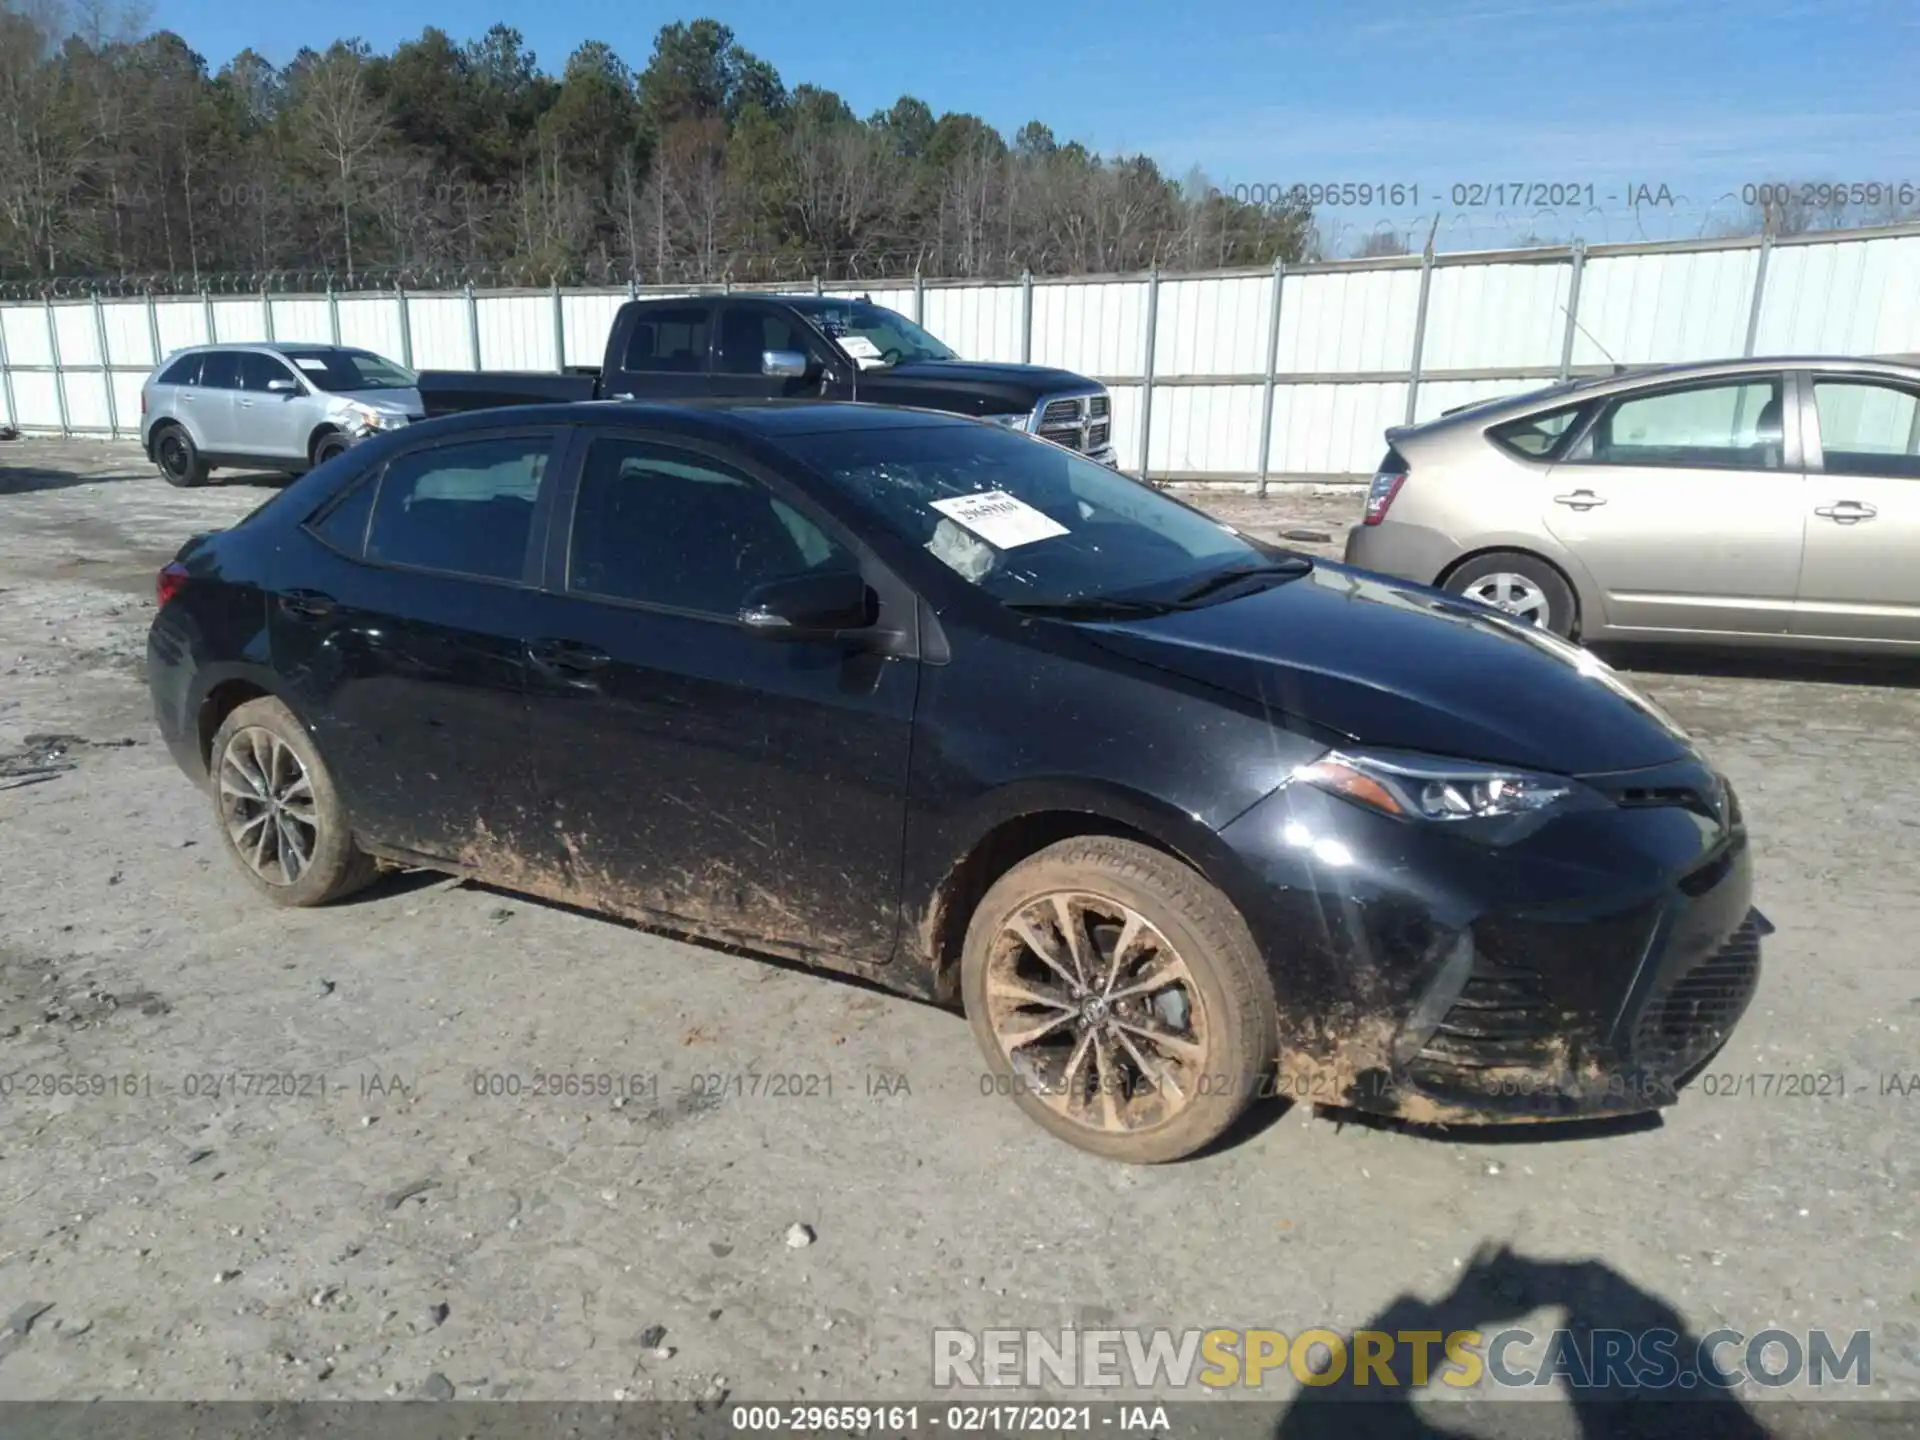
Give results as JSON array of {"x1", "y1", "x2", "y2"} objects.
[
  {"x1": 209, "y1": 697, "x2": 378, "y2": 907},
  {"x1": 153, "y1": 425, "x2": 208, "y2": 488},
  {"x1": 1443, "y1": 550, "x2": 1578, "y2": 638},
  {"x1": 960, "y1": 836, "x2": 1279, "y2": 1164}
]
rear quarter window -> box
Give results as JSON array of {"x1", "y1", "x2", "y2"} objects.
[
  {"x1": 157, "y1": 355, "x2": 203, "y2": 385},
  {"x1": 1488, "y1": 404, "x2": 1586, "y2": 458}
]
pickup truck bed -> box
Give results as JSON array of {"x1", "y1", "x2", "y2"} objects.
[{"x1": 419, "y1": 368, "x2": 599, "y2": 417}]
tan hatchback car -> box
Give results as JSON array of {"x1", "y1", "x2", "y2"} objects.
[{"x1": 1344, "y1": 357, "x2": 1920, "y2": 652}]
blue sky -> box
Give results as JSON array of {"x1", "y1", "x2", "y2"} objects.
[{"x1": 150, "y1": 0, "x2": 1920, "y2": 253}]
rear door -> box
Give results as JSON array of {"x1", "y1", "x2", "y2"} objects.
[
  {"x1": 1543, "y1": 373, "x2": 1806, "y2": 635},
  {"x1": 272, "y1": 427, "x2": 563, "y2": 866},
  {"x1": 517, "y1": 428, "x2": 918, "y2": 967},
  {"x1": 1793, "y1": 371, "x2": 1920, "y2": 643},
  {"x1": 600, "y1": 302, "x2": 715, "y2": 403},
  {"x1": 233, "y1": 351, "x2": 310, "y2": 462},
  {"x1": 190, "y1": 350, "x2": 242, "y2": 453}
]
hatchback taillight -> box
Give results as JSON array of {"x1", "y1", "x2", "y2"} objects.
[
  {"x1": 155, "y1": 562, "x2": 189, "y2": 608},
  {"x1": 1363, "y1": 469, "x2": 1408, "y2": 525}
]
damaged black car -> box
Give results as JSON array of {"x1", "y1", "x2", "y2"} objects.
[{"x1": 147, "y1": 399, "x2": 1764, "y2": 1163}]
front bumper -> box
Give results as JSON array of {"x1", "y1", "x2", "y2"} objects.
[{"x1": 1218, "y1": 756, "x2": 1762, "y2": 1123}]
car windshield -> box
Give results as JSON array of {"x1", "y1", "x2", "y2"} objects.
[
  {"x1": 280, "y1": 349, "x2": 417, "y2": 392},
  {"x1": 784, "y1": 423, "x2": 1274, "y2": 607},
  {"x1": 788, "y1": 300, "x2": 956, "y2": 367}
]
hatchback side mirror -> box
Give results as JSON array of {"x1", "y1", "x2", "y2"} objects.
[
  {"x1": 762, "y1": 349, "x2": 812, "y2": 379},
  {"x1": 737, "y1": 570, "x2": 876, "y2": 642}
]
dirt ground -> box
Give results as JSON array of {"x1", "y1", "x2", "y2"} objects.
[{"x1": 0, "y1": 435, "x2": 1916, "y2": 1426}]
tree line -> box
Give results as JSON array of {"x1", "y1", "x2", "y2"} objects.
[{"x1": 0, "y1": 2, "x2": 1316, "y2": 288}]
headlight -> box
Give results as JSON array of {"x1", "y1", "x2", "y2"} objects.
[
  {"x1": 345, "y1": 403, "x2": 397, "y2": 432},
  {"x1": 981, "y1": 411, "x2": 1031, "y2": 431},
  {"x1": 1292, "y1": 748, "x2": 1606, "y2": 842}
]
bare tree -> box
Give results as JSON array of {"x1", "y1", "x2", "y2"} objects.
[{"x1": 293, "y1": 45, "x2": 392, "y2": 280}]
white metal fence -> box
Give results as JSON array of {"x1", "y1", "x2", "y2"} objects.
[{"x1": 6, "y1": 222, "x2": 1920, "y2": 487}]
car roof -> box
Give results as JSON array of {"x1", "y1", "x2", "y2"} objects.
[
  {"x1": 411, "y1": 398, "x2": 975, "y2": 443},
  {"x1": 1398, "y1": 354, "x2": 1920, "y2": 439}
]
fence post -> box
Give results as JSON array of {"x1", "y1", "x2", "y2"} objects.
[
  {"x1": 396, "y1": 282, "x2": 413, "y2": 370},
  {"x1": 0, "y1": 298, "x2": 17, "y2": 433},
  {"x1": 1138, "y1": 267, "x2": 1161, "y2": 483},
  {"x1": 551, "y1": 277, "x2": 565, "y2": 373},
  {"x1": 92, "y1": 291, "x2": 119, "y2": 439},
  {"x1": 465, "y1": 282, "x2": 482, "y2": 370},
  {"x1": 200, "y1": 287, "x2": 215, "y2": 344},
  {"x1": 813, "y1": 275, "x2": 824, "y2": 297},
  {"x1": 1404, "y1": 249, "x2": 1436, "y2": 425},
  {"x1": 1020, "y1": 268, "x2": 1033, "y2": 364},
  {"x1": 1743, "y1": 232, "x2": 1774, "y2": 358},
  {"x1": 43, "y1": 295, "x2": 71, "y2": 437},
  {"x1": 1255, "y1": 259, "x2": 1287, "y2": 499},
  {"x1": 627, "y1": 275, "x2": 638, "y2": 302},
  {"x1": 145, "y1": 290, "x2": 162, "y2": 373},
  {"x1": 1558, "y1": 241, "x2": 1587, "y2": 382},
  {"x1": 261, "y1": 283, "x2": 276, "y2": 343},
  {"x1": 327, "y1": 282, "x2": 342, "y2": 346},
  {"x1": 913, "y1": 267, "x2": 925, "y2": 326}
]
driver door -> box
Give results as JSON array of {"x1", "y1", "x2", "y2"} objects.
[{"x1": 707, "y1": 301, "x2": 852, "y2": 402}]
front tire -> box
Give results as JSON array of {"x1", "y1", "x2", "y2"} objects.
[
  {"x1": 1442, "y1": 551, "x2": 1578, "y2": 638},
  {"x1": 153, "y1": 425, "x2": 209, "y2": 488},
  {"x1": 209, "y1": 697, "x2": 378, "y2": 907},
  {"x1": 310, "y1": 431, "x2": 352, "y2": 468},
  {"x1": 961, "y1": 836, "x2": 1279, "y2": 1163}
]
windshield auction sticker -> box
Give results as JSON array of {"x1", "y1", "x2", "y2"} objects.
[
  {"x1": 930, "y1": 491, "x2": 1070, "y2": 549},
  {"x1": 837, "y1": 334, "x2": 887, "y2": 368}
]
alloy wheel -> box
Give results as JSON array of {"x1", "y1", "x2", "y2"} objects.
[
  {"x1": 218, "y1": 726, "x2": 320, "y2": 886},
  {"x1": 1465, "y1": 572, "x2": 1550, "y2": 627},
  {"x1": 984, "y1": 891, "x2": 1210, "y2": 1134},
  {"x1": 158, "y1": 433, "x2": 190, "y2": 480}
]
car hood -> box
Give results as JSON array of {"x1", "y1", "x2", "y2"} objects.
[
  {"x1": 855, "y1": 361, "x2": 1095, "y2": 414},
  {"x1": 1078, "y1": 562, "x2": 1695, "y2": 776},
  {"x1": 327, "y1": 387, "x2": 424, "y2": 418}
]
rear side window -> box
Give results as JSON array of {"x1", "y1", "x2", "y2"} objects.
[
  {"x1": 157, "y1": 354, "x2": 202, "y2": 385},
  {"x1": 621, "y1": 307, "x2": 710, "y2": 374},
  {"x1": 307, "y1": 475, "x2": 378, "y2": 557},
  {"x1": 366, "y1": 436, "x2": 552, "y2": 582},
  {"x1": 1489, "y1": 404, "x2": 1584, "y2": 458},
  {"x1": 197, "y1": 351, "x2": 241, "y2": 389}
]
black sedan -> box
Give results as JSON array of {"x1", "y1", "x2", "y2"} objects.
[{"x1": 147, "y1": 400, "x2": 1765, "y2": 1163}]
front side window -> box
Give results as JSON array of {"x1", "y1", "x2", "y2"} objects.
[
  {"x1": 568, "y1": 438, "x2": 854, "y2": 614},
  {"x1": 237, "y1": 352, "x2": 302, "y2": 392},
  {"x1": 1813, "y1": 379, "x2": 1920, "y2": 478},
  {"x1": 713, "y1": 306, "x2": 823, "y2": 376},
  {"x1": 1577, "y1": 379, "x2": 1783, "y2": 470},
  {"x1": 783, "y1": 423, "x2": 1263, "y2": 605},
  {"x1": 280, "y1": 349, "x2": 416, "y2": 392},
  {"x1": 366, "y1": 436, "x2": 551, "y2": 581},
  {"x1": 620, "y1": 307, "x2": 710, "y2": 374}
]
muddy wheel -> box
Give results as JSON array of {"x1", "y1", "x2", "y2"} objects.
[
  {"x1": 961, "y1": 836, "x2": 1278, "y2": 1163},
  {"x1": 209, "y1": 697, "x2": 378, "y2": 907},
  {"x1": 154, "y1": 424, "x2": 208, "y2": 488}
]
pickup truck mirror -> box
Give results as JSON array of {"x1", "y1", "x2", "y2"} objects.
[
  {"x1": 737, "y1": 570, "x2": 876, "y2": 642},
  {"x1": 762, "y1": 349, "x2": 812, "y2": 380}
]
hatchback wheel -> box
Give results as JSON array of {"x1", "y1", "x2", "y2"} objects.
[
  {"x1": 1444, "y1": 551, "x2": 1577, "y2": 638},
  {"x1": 961, "y1": 836, "x2": 1279, "y2": 1163},
  {"x1": 210, "y1": 697, "x2": 378, "y2": 907},
  {"x1": 154, "y1": 425, "x2": 208, "y2": 488}
]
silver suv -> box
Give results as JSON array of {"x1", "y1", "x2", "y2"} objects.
[{"x1": 140, "y1": 344, "x2": 424, "y2": 487}]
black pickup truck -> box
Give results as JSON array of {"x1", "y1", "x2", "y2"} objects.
[{"x1": 417, "y1": 293, "x2": 1117, "y2": 465}]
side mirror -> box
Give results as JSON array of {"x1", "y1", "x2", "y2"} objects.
[
  {"x1": 267, "y1": 378, "x2": 299, "y2": 394},
  {"x1": 762, "y1": 349, "x2": 811, "y2": 380},
  {"x1": 737, "y1": 570, "x2": 875, "y2": 642}
]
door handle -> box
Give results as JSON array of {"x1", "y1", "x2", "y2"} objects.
[
  {"x1": 1813, "y1": 501, "x2": 1877, "y2": 524},
  {"x1": 278, "y1": 589, "x2": 336, "y2": 621},
  {"x1": 528, "y1": 638, "x2": 611, "y2": 675},
  {"x1": 1553, "y1": 490, "x2": 1607, "y2": 510},
  {"x1": 610, "y1": 392, "x2": 635, "y2": 401}
]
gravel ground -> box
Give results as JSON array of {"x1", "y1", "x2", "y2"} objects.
[{"x1": 0, "y1": 436, "x2": 1916, "y2": 1430}]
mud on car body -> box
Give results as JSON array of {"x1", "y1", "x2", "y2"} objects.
[{"x1": 147, "y1": 399, "x2": 1765, "y2": 1163}]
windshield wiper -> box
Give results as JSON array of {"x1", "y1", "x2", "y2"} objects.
[
  {"x1": 1169, "y1": 557, "x2": 1313, "y2": 606},
  {"x1": 1005, "y1": 595, "x2": 1180, "y2": 619}
]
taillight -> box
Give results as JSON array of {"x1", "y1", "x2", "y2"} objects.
[
  {"x1": 1363, "y1": 469, "x2": 1408, "y2": 525},
  {"x1": 155, "y1": 562, "x2": 189, "y2": 608}
]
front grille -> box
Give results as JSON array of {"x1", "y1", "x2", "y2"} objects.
[
  {"x1": 1040, "y1": 398, "x2": 1082, "y2": 426},
  {"x1": 1631, "y1": 917, "x2": 1762, "y2": 1072},
  {"x1": 1089, "y1": 395, "x2": 1110, "y2": 419},
  {"x1": 1406, "y1": 948, "x2": 1565, "y2": 1095},
  {"x1": 1089, "y1": 422, "x2": 1111, "y2": 448}
]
